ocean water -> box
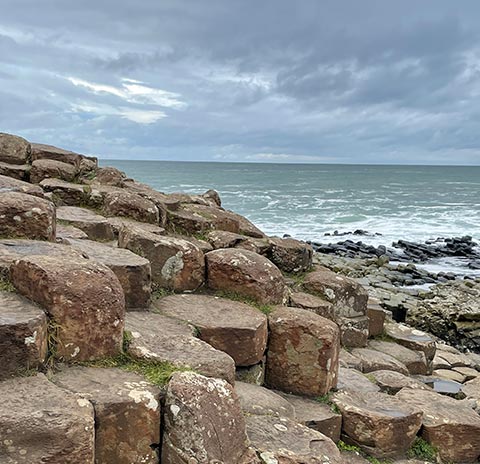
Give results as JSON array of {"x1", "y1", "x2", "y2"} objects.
[{"x1": 106, "y1": 160, "x2": 480, "y2": 272}]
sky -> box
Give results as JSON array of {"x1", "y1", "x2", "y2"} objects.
[{"x1": 1, "y1": 1, "x2": 480, "y2": 165}]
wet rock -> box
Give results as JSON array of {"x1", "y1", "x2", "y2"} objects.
[
  {"x1": 206, "y1": 248, "x2": 286, "y2": 305},
  {"x1": 30, "y1": 158, "x2": 77, "y2": 184},
  {"x1": 246, "y1": 414, "x2": 343, "y2": 464},
  {"x1": 103, "y1": 190, "x2": 160, "y2": 224},
  {"x1": 368, "y1": 340, "x2": 428, "y2": 375},
  {"x1": 56, "y1": 206, "x2": 115, "y2": 241},
  {"x1": 397, "y1": 387, "x2": 480, "y2": 462},
  {"x1": 350, "y1": 348, "x2": 409, "y2": 375},
  {"x1": 65, "y1": 238, "x2": 152, "y2": 309},
  {"x1": 40, "y1": 178, "x2": 91, "y2": 206},
  {"x1": 0, "y1": 161, "x2": 29, "y2": 180},
  {"x1": 162, "y1": 371, "x2": 252, "y2": 463},
  {"x1": 11, "y1": 255, "x2": 125, "y2": 361},
  {"x1": 53, "y1": 366, "x2": 160, "y2": 464},
  {"x1": 332, "y1": 390, "x2": 422, "y2": 458},
  {"x1": 266, "y1": 306, "x2": 340, "y2": 396},
  {"x1": 0, "y1": 374, "x2": 94, "y2": 462},
  {"x1": 119, "y1": 226, "x2": 205, "y2": 291},
  {"x1": 0, "y1": 174, "x2": 44, "y2": 197},
  {"x1": 336, "y1": 367, "x2": 381, "y2": 393},
  {"x1": 235, "y1": 381, "x2": 296, "y2": 418},
  {"x1": 0, "y1": 132, "x2": 31, "y2": 165},
  {"x1": 368, "y1": 370, "x2": 428, "y2": 394},
  {"x1": 268, "y1": 236, "x2": 313, "y2": 273},
  {"x1": 289, "y1": 291, "x2": 335, "y2": 319},
  {"x1": 0, "y1": 292, "x2": 47, "y2": 380},
  {"x1": 125, "y1": 311, "x2": 235, "y2": 384},
  {"x1": 0, "y1": 192, "x2": 56, "y2": 241},
  {"x1": 153, "y1": 294, "x2": 267, "y2": 366}
]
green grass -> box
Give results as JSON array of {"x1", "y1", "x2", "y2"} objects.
[
  {"x1": 0, "y1": 276, "x2": 15, "y2": 292},
  {"x1": 337, "y1": 440, "x2": 392, "y2": 464},
  {"x1": 372, "y1": 332, "x2": 396, "y2": 343},
  {"x1": 282, "y1": 270, "x2": 309, "y2": 286},
  {"x1": 315, "y1": 393, "x2": 341, "y2": 414},
  {"x1": 214, "y1": 290, "x2": 273, "y2": 315},
  {"x1": 407, "y1": 437, "x2": 438, "y2": 462},
  {"x1": 151, "y1": 285, "x2": 175, "y2": 300}
]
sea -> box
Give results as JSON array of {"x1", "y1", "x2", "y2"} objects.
[{"x1": 105, "y1": 161, "x2": 480, "y2": 276}]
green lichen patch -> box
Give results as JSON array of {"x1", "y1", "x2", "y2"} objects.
[{"x1": 0, "y1": 275, "x2": 16, "y2": 292}]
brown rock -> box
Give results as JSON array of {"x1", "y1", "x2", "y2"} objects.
[
  {"x1": 368, "y1": 340, "x2": 428, "y2": 375},
  {"x1": 236, "y1": 360, "x2": 266, "y2": 386},
  {"x1": 93, "y1": 166, "x2": 126, "y2": 186},
  {"x1": 339, "y1": 349, "x2": 363, "y2": 370},
  {"x1": 266, "y1": 306, "x2": 340, "y2": 396},
  {"x1": 56, "y1": 223, "x2": 89, "y2": 240},
  {"x1": 0, "y1": 133, "x2": 31, "y2": 165},
  {"x1": 107, "y1": 216, "x2": 165, "y2": 237},
  {"x1": 246, "y1": 414, "x2": 343, "y2": 464},
  {"x1": 235, "y1": 381, "x2": 296, "y2": 418},
  {"x1": 0, "y1": 292, "x2": 47, "y2": 380},
  {"x1": 435, "y1": 348, "x2": 473, "y2": 368},
  {"x1": 202, "y1": 188, "x2": 222, "y2": 206},
  {"x1": 126, "y1": 311, "x2": 235, "y2": 384},
  {"x1": 303, "y1": 267, "x2": 368, "y2": 318},
  {"x1": 53, "y1": 366, "x2": 160, "y2": 464},
  {"x1": 11, "y1": 255, "x2": 125, "y2": 361},
  {"x1": 333, "y1": 390, "x2": 422, "y2": 458},
  {"x1": 268, "y1": 236, "x2": 313, "y2": 273},
  {"x1": 462, "y1": 376, "x2": 480, "y2": 409},
  {"x1": 0, "y1": 161, "x2": 29, "y2": 180},
  {"x1": 0, "y1": 174, "x2": 44, "y2": 197},
  {"x1": 31, "y1": 142, "x2": 97, "y2": 172},
  {"x1": 56, "y1": 206, "x2": 115, "y2": 241},
  {"x1": 65, "y1": 238, "x2": 151, "y2": 309},
  {"x1": 0, "y1": 374, "x2": 94, "y2": 462},
  {"x1": 30, "y1": 158, "x2": 77, "y2": 184},
  {"x1": 338, "y1": 315, "x2": 369, "y2": 348},
  {"x1": 336, "y1": 367, "x2": 381, "y2": 393},
  {"x1": 206, "y1": 230, "x2": 250, "y2": 249},
  {"x1": 367, "y1": 303, "x2": 386, "y2": 337},
  {"x1": 397, "y1": 387, "x2": 480, "y2": 462},
  {"x1": 153, "y1": 294, "x2": 267, "y2": 366},
  {"x1": 368, "y1": 370, "x2": 429, "y2": 394},
  {"x1": 40, "y1": 178, "x2": 91, "y2": 206},
  {"x1": 230, "y1": 211, "x2": 266, "y2": 238},
  {"x1": 0, "y1": 192, "x2": 56, "y2": 241},
  {"x1": 174, "y1": 233, "x2": 213, "y2": 253},
  {"x1": 289, "y1": 291, "x2": 335, "y2": 319},
  {"x1": 350, "y1": 348, "x2": 409, "y2": 375},
  {"x1": 119, "y1": 226, "x2": 205, "y2": 291},
  {"x1": 454, "y1": 366, "x2": 479, "y2": 381},
  {"x1": 162, "y1": 371, "x2": 251, "y2": 463},
  {"x1": 433, "y1": 368, "x2": 466, "y2": 383},
  {"x1": 206, "y1": 248, "x2": 286, "y2": 305},
  {"x1": 103, "y1": 190, "x2": 159, "y2": 224}
]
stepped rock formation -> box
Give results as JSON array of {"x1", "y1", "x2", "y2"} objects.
[{"x1": 1, "y1": 132, "x2": 480, "y2": 463}]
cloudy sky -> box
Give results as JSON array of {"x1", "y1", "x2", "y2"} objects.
[{"x1": 1, "y1": 1, "x2": 480, "y2": 164}]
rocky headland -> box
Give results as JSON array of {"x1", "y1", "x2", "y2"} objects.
[{"x1": 1, "y1": 131, "x2": 480, "y2": 463}]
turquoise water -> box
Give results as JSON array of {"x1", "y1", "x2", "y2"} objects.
[{"x1": 105, "y1": 161, "x2": 480, "y2": 249}]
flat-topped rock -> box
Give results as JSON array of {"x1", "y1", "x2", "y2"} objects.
[
  {"x1": 268, "y1": 236, "x2": 313, "y2": 273},
  {"x1": 92, "y1": 166, "x2": 126, "y2": 186},
  {"x1": 153, "y1": 294, "x2": 267, "y2": 366},
  {"x1": 0, "y1": 132, "x2": 31, "y2": 165},
  {"x1": 246, "y1": 414, "x2": 343, "y2": 464},
  {"x1": 206, "y1": 230, "x2": 265, "y2": 251},
  {"x1": 368, "y1": 340, "x2": 428, "y2": 375},
  {"x1": 53, "y1": 366, "x2": 161, "y2": 464},
  {"x1": 336, "y1": 367, "x2": 381, "y2": 393},
  {"x1": 40, "y1": 178, "x2": 90, "y2": 206},
  {"x1": 462, "y1": 376, "x2": 480, "y2": 409},
  {"x1": 397, "y1": 387, "x2": 480, "y2": 462},
  {"x1": 0, "y1": 192, "x2": 56, "y2": 241},
  {"x1": 57, "y1": 205, "x2": 115, "y2": 241},
  {"x1": 266, "y1": 306, "x2": 340, "y2": 396},
  {"x1": 303, "y1": 266, "x2": 368, "y2": 318},
  {"x1": 367, "y1": 302, "x2": 387, "y2": 337},
  {"x1": 0, "y1": 161, "x2": 29, "y2": 180},
  {"x1": 433, "y1": 368, "x2": 466, "y2": 383},
  {"x1": 0, "y1": 374, "x2": 94, "y2": 462},
  {"x1": 434, "y1": 349, "x2": 473, "y2": 368},
  {"x1": 30, "y1": 158, "x2": 77, "y2": 184},
  {"x1": 175, "y1": 233, "x2": 213, "y2": 253},
  {"x1": 56, "y1": 223, "x2": 89, "y2": 240},
  {"x1": 119, "y1": 226, "x2": 205, "y2": 291},
  {"x1": 0, "y1": 174, "x2": 44, "y2": 197},
  {"x1": 289, "y1": 291, "x2": 334, "y2": 319},
  {"x1": 65, "y1": 238, "x2": 151, "y2": 309},
  {"x1": 11, "y1": 255, "x2": 125, "y2": 361},
  {"x1": 279, "y1": 392, "x2": 342, "y2": 442},
  {"x1": 368, "y1": 370, "x2": 428, "y2": 394},
  {"x1": 102, "y1": 190, "x2": 160, "y2": 224},
  {"x1": 0, "y1": 292, "x2": 47, "y2": 380},
  {"x1": 107, "y1": 216, "x2": 165, "y2": 237},
  {"x1": 206, "y1": 248, "x2": 286, "y2": 305},
  {"x1": 235, "y1": 381, "x2": 295, "y2": 418},
  {"x1": 332, "y1": 390, "x2": 422, "y2": 458},
  {"x1": 31, "y1": 142, "x2": 97, "y2": 172},
  {"x1": 162, "y1": 371, "x2": 253, "y2": 463},
  {"x1": 339, "y1": 348, "x2": 363, "y2": 370},
  {"x1": 454, "y1": 366, "x2": 479, "y2": 381},
  {"x1": 125, "y1": 311, "x2": 235, "y2": 384},
  {"x1": 351, "y1": 348, "x2": 409, "y2": 375}
]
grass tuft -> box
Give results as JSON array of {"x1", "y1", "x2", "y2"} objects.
[
  {"x1": 407, "y1": 437, "x2": 438, "y2": 462},
  {"x1": 315, "y1": 393, "x2": 341, "y2": 414},
  {"x1": 151, "y1": 285, "x2": 175, "y2": 300},
  {"x1": 337, "y1": 440, "x2": 392, "y2": 464},
  {"x1": 0, "y1": 275, "x2": 15, "y2": 292}
]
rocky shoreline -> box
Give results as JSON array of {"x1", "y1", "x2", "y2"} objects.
[{"x1": 1, "y1": 131, "x2": 480, "y2": 463}]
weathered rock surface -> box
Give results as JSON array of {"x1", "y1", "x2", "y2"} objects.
[
  {"x1": 368, "y1": 340, "x2": 428, "y2": 375},
  {"x1": 0, "y1": 161, "x2": 29, "y2": 180},
  {"x1": 246, "y1": 414, "x2": 343, "y2": 464},
  {"x1": 53, "y1": 366, "x2": 160, "y2": 464},
  {"x1": 119, "y1": 226, "x2": 205, "y2": 291},
  {"x1": 153, "y1": 294, "x2": 267, "y2": 366},
  {"x1": 235, "y1": 381, "x2": 296, "y2": 418},
  {"x1": 236, "y1": 359, "x2": 266, "y2": 386},
  {"x1": 0, "y1": 292, "x2": 47, "y2": 380},
  {"x1": 367, "y1": 302, "x2": 386, "y2": 337},
  {"x1": 333, "y1": 390, "x2": 423, "y2": 458},
  {"x1": 162, "y1": 371, "x2": 252, "y2": 463},
  {"x1": 397, "y1": 387, "x2": 480, "y2": 462},
  {"x1": 56, "y1": 223, "x2": 89, "y2": 240},
  {"x1": 30, "y1": 158, "x2": 77, "y2": 184},
  {"x1": 40, "y1": 178, "x2": 91, "y2": 206},
  {"x1": 126, "y1": 311, "x2": 235, "y2": 384},
  {"x1": 268, "y1": 236, "x2": 313, "y2": 273},
  {"x1": 0, "y1": 133, "x2": 31, "y2": 165},
  {"x1": 289, "y1": 291, "x2": 335, "y2": 319},
  {"x1": 338, "y1": 315, "x2": 369, "y2": 348},
  {"x1": 206, "y1": 248, "x2": 286, "y2": 305},
  {"x1": 107, "y1": 216, "x2": 165, "y2": 237},
  {"x1": 368, "y1": 370, "x2": 428, "y2": 394},
  {"x1": 103, "y1": 190, "x2": 160, "y2": 224},
  {"x1": 336, "y1": 367, "x2": 381, "y2": 393},
  {"x1": 266, "y1": 306, "x2": 340, "y2": 396},
  {"x1": 0, "y1": 192, "x2": 55, "y2": 241},
  {"x1": 57, "y1": 206, "x2": 115, "y2": 241},
  {"x1": 0, "y1": 174, "x2": 44, "y2": 197},
  {"x1": 65, "y1": 238, "x2": 151, "y2": 309},
  {"x1": 350, "y1": 348, "x2": 409, "y2": 375},
  {"x1": 11, "y1": 255, "x2": 125, "y2": 361},
  {"x1": 93, "y1": 166, "x2": 126, "y2": 186},
  {"x1": 0, "y1": 374, "x2": 94, "y2": 463},
  {"x1": 31, "y1": 142, "x2": 97, "y2": 173}
]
